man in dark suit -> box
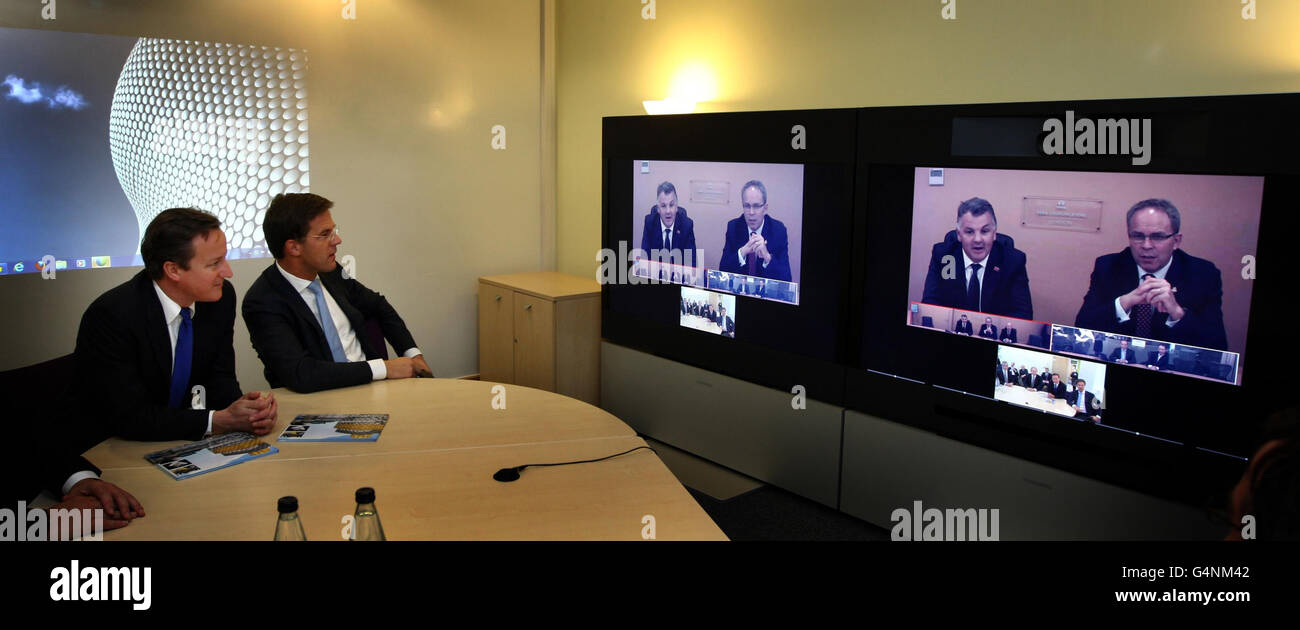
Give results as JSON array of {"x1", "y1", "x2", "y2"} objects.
[
  {"x1": 979, "y1": 317, "x2": 998, "y2": 340},
  {"x1": 996, "y1": 360, "x2": 1008, "y2": 385},
  {"x1": 999, "y1": 322, "x2": 1018, "y2": 344},
  {"x1": 720, "y1": 306, "x2": 734, "y2": 337},
  {"x1": 75, "y1": 209, "x2": 277, "y2": 442},
  {"x1": 243, "y1": 193, "x2": 431, "y2": 393},
  {"x1": 639, "y1": 181, "x2": 699, "y2": 271},
  {"x1": 718, "y1": 180, "x2": 793, "y2": 281},
  {"x1": 1044, "y1": 373, "x2": 1067, "y2": 399},
  {"x1": 921, "y1": 197, "x2": 1033, "y2": 319},
  {"x1": 1067, "y1": 379, "x2": 1102, "y2": 423},
  {"x1": 1075, "y1": 199, "x2": 1228, "y2": 351},
  {"x1": 1109, "y1": 338, "x2": 1137, "y2": 364},
  {"x1": 954, "y1": 313, "x2": 974, "y2": 336},
  {"x1": 1146, "y1": 343, "x2": 1171, "y2": 370},
  {"x1": 1027, "y1": 367, "x2": 1043, "y2": 390}
]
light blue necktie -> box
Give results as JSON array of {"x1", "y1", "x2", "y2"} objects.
[{"x1": 307, "y1": 279, "x2": 348, "y2": 362}]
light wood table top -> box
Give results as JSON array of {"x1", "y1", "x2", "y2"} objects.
[
  {"x1": 87, "y1": 379, "x2": 635, "y2": 469},
  {"x1": 87, "y1": 379, "x2": 726, "y2": 541},
  {"x1": 994, "y1": 384, "x2": 1076, "y2": 418}
]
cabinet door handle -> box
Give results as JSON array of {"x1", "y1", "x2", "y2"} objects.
[
  {"x1": 524, "y1": 304, "x2": 532, "y2": 311},
  {"x1": 495, "y1": 295, "x2": 502, "y2": 302}
]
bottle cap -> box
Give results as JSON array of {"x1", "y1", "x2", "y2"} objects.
[
  {"x1": 355, "y1": 487, "x2": 375, "y2": 504},
  {"x1": 278, "y1": 496, "x2": 298, "y2": 513}
]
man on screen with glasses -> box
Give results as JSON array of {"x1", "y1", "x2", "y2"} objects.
[{"x1": 1074, "y1": 199, "x2": 1228, "y2": 351}]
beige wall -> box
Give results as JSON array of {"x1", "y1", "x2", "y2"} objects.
[
  {"x1": 908, "y1": 168, "x2": 1262, "y2": 354},
  {"x1": 556, "y1": 0, "x2": 1300, "y2": 281},
  {"x1": 0, "y1": 0, "x2": 549, "y2": 388}
]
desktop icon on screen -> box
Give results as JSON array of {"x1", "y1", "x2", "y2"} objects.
[
  {"x1": 0, "y1": 263, "x2": 6, "y2": 274},
  {"x1": 55, "y1": 259, "x2": 68, "y2": 270},
  {"x1": 74, "y1": 259, "x2": 87, "y2": 269},
  {"x1": 13, "y1": 262, "x2": 25, "y2": 273},
  {"x1": 91, "y1": 256, "x2": 112, "y2": 268}
]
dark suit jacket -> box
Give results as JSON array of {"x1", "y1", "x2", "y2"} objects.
[
  {"x1": 1067, "y1": 389, "x2": 1102, "y2": 418},
  {"x1": 1110, "y1": 347, "x2": 1137, "y2": 363},
  {"x1": 1074, "y1": 249, "x2": 1228, "y2": 350},
  {"x1": 999, "y1": 327, "x2": 1018, "y2": 343},
  {"x1": 1045, "y1": 381, "x2": 1068, "y2": 399},
  {"x1": 718, "y1": 215, "x2": 792, "y2": 281},
  {"x1": 1147, "y1": 352, "x2": 1171, "y2": 370},
  {"x1": 0, "y1": 356, "x2": 103, "y2": 506},
  {"x1": 979, "y1": 324, "x2": 998, "y2": 339},
  {"x1": 954, "y1": 319, "x2": 974, "y2": 335},
  {"x1": 242, "y1": 264, "x2": 419, "y2": 393},
  {"x1": 921, "y1": 231, "x2": 1033, "y2": 319},
  {"x1": 74, "y1": 271, "x2": 242, "y2": 442},
  {"x1": 996, "y1": 365, "x2": 1007, "y2": 384},
  {"x1": 640, "y1": 206, "x2": 698, "y2": 266}
]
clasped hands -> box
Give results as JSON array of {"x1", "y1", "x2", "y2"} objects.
[
  {"x1": 738, "y1": 233, "x2": 773, "y2": 265},
  {"x1": 1120, "y1": 276, "x2": 1185, "y2": 322}
]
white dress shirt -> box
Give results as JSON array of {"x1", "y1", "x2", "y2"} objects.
[
  {"x1": 1113, "y1": 255, "x2": 1179, "y2": 326},
  {"x1": 152, "y1": 281, "x2": 215, "y2": 436},
  {"x1": 961, "y1": 250, "x2": 988, "y2": 313},
  {"x1": 275, "y1": 263, "x2": 421, "y2": 380}
]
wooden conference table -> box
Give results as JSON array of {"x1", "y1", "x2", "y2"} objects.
[
  {"x1": 86, "y1": 379, "x2": 727, "y2": 541},
  {"x1": 993, "y1": 383, "x2": 1077, "y2": 418}
]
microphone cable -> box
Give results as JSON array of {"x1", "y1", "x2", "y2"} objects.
[{"x1": 492, "y1": 445, "x2": 656, "y2": 482}]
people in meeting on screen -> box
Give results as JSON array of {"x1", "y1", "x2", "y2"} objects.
[
  {"x1": 996, "y1": 360, "x2": 1008, "y2": 385},
  {"x1": 921, "y1": 197, "x2": 1033, "y2": 319},
  {"x1": 1045, "y1": 373, "x2": 1067, "y2": 399},
  {"x1": 720, "y1": 306, "x2": 734, "y2": 337},
  {"x1": 242, "y1": 193, "x2": 432, "y2": 394},
  {"x1": 1146, "y1": 343, "x2": 1171, "y2": 370},
  {"x1": 75, "y1": 208, "x2": 278, "y2": 442},
  {"x1": 999, "y1": 322, "x2": 1018, "y2": 344},
  {"x1": 1067, "y1": 379, "x2": 1102, "y2": 423},
  {"x1": 1074, "y1": 198, "x2": 1229, "y2": 351},
  {"x1": 979, "y1": 317, "x2": 998, "y2": 339},
  {"x1": 640, "y1": 181, "x2": 698, "y2": 268},
  {"x1": 718, "y1": 180, "x2": 793, "y2": 281},
  {"x1": 1018, "y1": 367, "x2": 1030, "y2": 387},
  {"x1": 954, "y1": 313, "x2": 974, "y2": 336},
  {"x1": 1109, "y1": 338, "x2": 1137, "y2": 364}
]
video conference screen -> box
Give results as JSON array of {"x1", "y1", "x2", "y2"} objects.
[
  {"x1": 905, "y1": 167, "x2": 1261, "y2": 388},
  {"x1": 0, "y1": 26, "x2": 309, "y2": 277},
  {"x1": 680, "y1": 286, "x2": 736, "y2": 338},
  {"x1": 630, "y1": 160, "x2": 803, "y2": 305}
]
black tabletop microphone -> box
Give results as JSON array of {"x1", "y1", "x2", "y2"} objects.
[{"x1": 491, "y1": 446, "x2": 654, "y2": 482}]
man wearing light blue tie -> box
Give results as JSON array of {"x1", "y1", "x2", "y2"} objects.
[{"x1": 242, "y1": 193, "x2": 431, "y2": 393}]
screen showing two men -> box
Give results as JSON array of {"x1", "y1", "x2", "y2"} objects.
[
  {"x1": 906, "y1": 167, "x2": 1261, "y2": 386},
  {"x1": 630, "y1": 160, "x2": 803, "y2": 305}
]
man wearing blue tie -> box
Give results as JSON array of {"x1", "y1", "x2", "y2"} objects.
[
  {"x1": 75, "y1": 209, "x2": 277, "y2": 442},
  {"x1": 242, "y1": 193, "x2": 430, "y2": 393}
]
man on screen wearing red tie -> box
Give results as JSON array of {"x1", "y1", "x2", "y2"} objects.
[
  {"x1": 718, "y1": 180, "x2": 792, "y2": 282},
  {"x1": 1074, "y1": 199, "x2": 1228, "y2": 351}
]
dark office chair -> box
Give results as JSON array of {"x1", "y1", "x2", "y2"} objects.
[
  {"x1": 921, "y1": 316, "x2": 934, "y2": 328},
  {"x1": 0, "y1": 354, "x2": 104, "y2": 453},
  {"x1": 1028, "y1": 334, "x2": 1042, "y2": 348}
]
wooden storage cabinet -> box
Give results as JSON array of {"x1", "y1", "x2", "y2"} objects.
[{"x1": 478, "y1": 272, "x2": 600, "y2": 404}]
